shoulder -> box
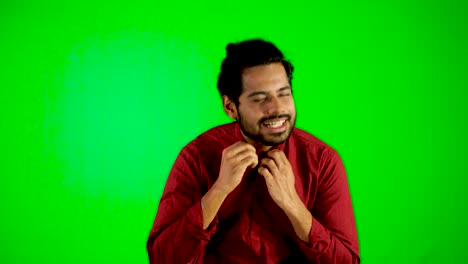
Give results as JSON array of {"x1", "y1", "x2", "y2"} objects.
[
  {"x1": 290, "y1": 128, "x2": 334, "y2": 152},
  {"x1": 183, "y1": 122, "x2": 238, "y2": 155},
  {"x1": 195, "y1": 122, "x2": 238, "y2": 143},
  {"x1": 288, "y1": 128, "x2": 345, "y2": 186},
  {"x1": 288, "y1": 128, "x2": 341, "y2": 163}
]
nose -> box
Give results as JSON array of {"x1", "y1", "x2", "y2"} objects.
[{"x1": 263, "y1": 96, "x2": 283, "y2": 116}]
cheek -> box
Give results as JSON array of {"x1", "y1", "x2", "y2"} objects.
[
  {"x1": 287, "y1": 100, "x2": 296, "y2": 113},
  {"x1": 240, "y1": 105, "x2": 262, "y2": 119}
]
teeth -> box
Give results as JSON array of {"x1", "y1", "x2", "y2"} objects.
[{"x1": 264, "y1": 120, "x2": 285, "y2": 128}]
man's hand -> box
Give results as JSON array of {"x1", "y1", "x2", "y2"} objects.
[
  {"x1": 258, "y1": 149, "x2": 312, "y2": 242},
  {"x1": 258, "y1": 149, "x2": 300, "y2": 210},
  {"x1": 202, "y1": 142, "x2": 257, "y2": 229},
  {"x1": 214, "y1": 141, "x2": 258, "y2": 195}
]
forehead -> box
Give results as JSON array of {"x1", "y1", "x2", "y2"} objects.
[{"x1": 241, "y1": 63, "x2": 289, "y2": 94}]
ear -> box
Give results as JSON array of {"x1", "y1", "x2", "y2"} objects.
[{"x1": 222, "y1": 95, "x2": 238, "y2": 120}]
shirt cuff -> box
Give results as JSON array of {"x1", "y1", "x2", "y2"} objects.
[
  {"x1": 185, "y1": 201, "x2": 219, "y2": 241},
  {"x1": 296, "y1": 217, "x2": 331, "y2": 255}
]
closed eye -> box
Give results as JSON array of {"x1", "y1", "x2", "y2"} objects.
[{"x1": 252, "y1": 96, "x2": 267, "y2": 102}]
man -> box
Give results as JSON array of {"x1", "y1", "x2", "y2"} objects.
[{"x1": 147, "y1": 39, "x2": 359, "y2": 263}]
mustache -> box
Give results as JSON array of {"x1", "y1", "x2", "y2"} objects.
[{"x1": 259, "y1": 114, "x2": 291, "y2": 124}]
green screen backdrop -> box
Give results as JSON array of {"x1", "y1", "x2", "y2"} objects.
[{"x1": 2, "y1": 0, "x2": 467, "y2": 263}]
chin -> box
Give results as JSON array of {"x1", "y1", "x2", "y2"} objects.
[
  {"x1": 267, "y1": 129, "x2": 293, "y2": 144},
  {"x1": 263, "y1": 134, "x2": 289, "y2": 145}
]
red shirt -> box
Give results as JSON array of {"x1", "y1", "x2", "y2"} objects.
[{"x1": 147, "y1": 122, "x2": 359, "y2": 263}]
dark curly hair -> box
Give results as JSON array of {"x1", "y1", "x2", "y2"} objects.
[{"x1": 216, "y1": 39, "x2": 294, "y2": 106}]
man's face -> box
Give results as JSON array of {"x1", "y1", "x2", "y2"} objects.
[{"x1": 236, "y1": 62, "x2": 296, "y2": 146}]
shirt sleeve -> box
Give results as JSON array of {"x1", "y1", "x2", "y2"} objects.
[
  {"x1": 295, "y1": 148, "x2": 360, "y2": 263},
  {"x1": 147, "y1": 144, "x2": 218, "y2": 264}
]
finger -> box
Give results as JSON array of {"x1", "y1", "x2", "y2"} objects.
[
  {"x1": 250, "y1": 155, "x2": 259, "y2": 168},
  {"x1": 266, "y1": 150, "x2": 283, "y2": 168},
  {"x1": 234, "y1": 141, "x2": 256, "y2": 153},
  {"x1": 232, "y1": 149, "x2": 258, "y2": 164},
  {"x1": 258, "y1": 166, "x2": 273, "y2": 182},
  {"x1": 266, "y1": 150, "x2": 280, "y2": 163},
  {"x1": 238, "y1": 155, "x2": 259, "y2": 170},
  {"x1": 276, "y1": 150, "x2": 290, "y2": 166},
  {"x1": 224, "y1": 142, "x2": 256, "y2": 158},
  {"x1": 260, "y1": 158, "x2": 280, "y2": 176}
]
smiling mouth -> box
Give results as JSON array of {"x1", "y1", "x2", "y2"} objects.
[
  {"x1": 260, "y1": 117, "x2": 289, "y2": 134},
  {"x1": 262, "y1": 119, "x2": 287, "y2": 128}
]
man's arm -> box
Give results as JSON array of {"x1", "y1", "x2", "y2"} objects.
[
  {"x1": 299, "y1": 149, "x2": 360, "y2": 263},
  {"x1": 147, "y1": 142, "x2": 258, "y2": 264},
  {"x1": 201, "y1": 142, "x2": 258, "y2": 229},
  {"x1": 259, "y1": 149, "x2": 360, "y2": 263},
  {"x1": 147, "y1": 145, "x2": 215, "y2": 264},
  {"x1": 201, "y1": 184, "x2": 228, "y2": 229}
]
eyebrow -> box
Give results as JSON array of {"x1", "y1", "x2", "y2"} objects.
[{"x1": 247, "y1": 86, "x2": 291, "y2": 98}]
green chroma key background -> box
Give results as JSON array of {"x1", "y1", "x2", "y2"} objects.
[{"x1": 2, "y1": 0, "x2": 467, "y2": 263}]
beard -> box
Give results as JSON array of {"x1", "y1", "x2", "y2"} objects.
[{"x1": 237, "y1": 112, "x2": 296, "y2": 146}]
